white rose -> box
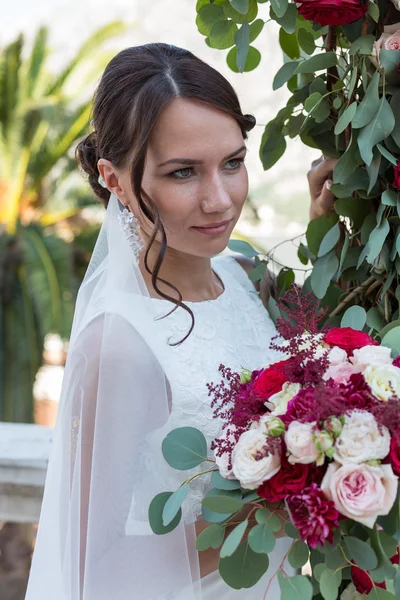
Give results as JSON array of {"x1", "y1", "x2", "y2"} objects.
[
  {"x1": 350, "y1": 345, "x2": 392, "y2": 372},
  {"x1": 328, "y1": 346, "x2": 348, "y2": 366},
  {"x1": 340, "y1": 583, "x2": 367, "y2": 600},
  {"x1": 231, "y1": 429, "x2": 281, "y2": 490},
  {"x1": 364, "y1": 364, "x2": 400, "y2": 401},
  {"x1": 266, "y1": 382, "x2": 301, "y2": 415},
  {"x1": 285, "y1": 421, "x2": 321, "y2": 465},
  {"x1": 371, "y1": 23, "x2": 400, "y2": 66},
  {"x1": 333, "y1": 410, "x2": 390, "y2": 464}
]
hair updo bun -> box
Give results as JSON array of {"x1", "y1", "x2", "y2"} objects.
[
  {"x1": 243, "y1": 113, "x2": 256, "y2": 132},
  {"x1": 76, "y1": 132, "x2": 110, "y2": 206}
]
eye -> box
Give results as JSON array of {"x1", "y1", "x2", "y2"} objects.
[
  {"x1": 170, "y1": 167, "x2": 194, "y2": 179},
  {"x1": 225, "y1": 157, "x2": 245, "y2": 170}
]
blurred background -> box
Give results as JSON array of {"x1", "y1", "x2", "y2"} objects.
[{"x1": 0, "y1": 1, "x2": 318, "y2": 597}]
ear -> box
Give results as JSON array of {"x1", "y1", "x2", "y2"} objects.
[{"x1": 97, "y1": 159, "x2": 129, "y2": 204}]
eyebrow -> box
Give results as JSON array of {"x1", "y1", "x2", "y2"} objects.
[{"x1": 157, "y1": 145, "x2": 247, "y2": 168}]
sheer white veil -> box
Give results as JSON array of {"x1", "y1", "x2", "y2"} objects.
[{"x1": 25, "y1": 193, "x2": 201, "y2": 599}]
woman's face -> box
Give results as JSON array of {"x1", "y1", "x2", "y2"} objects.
[{"x1": 119, "y1": 97, "x2": 249, "y2": 258}]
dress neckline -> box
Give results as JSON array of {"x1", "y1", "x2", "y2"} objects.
[{"x1": 149, "y1": 258, "x2": 228, "y2": 305}]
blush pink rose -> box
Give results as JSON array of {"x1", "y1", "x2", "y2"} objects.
[
  {"x1": 350, "y1": 345, "x2": 393, "y2": 372},
  {"x1": 285, "y1": 421, "x2": 321, "y2": 465},
  {"x1": 323, "y1": 362, "x2": 358, "y2": 385},
  {"x1": 372, "y1": 23, "x2": 400, "y2": 66},
  {"x1": 321, "y1": 462, "x2": 398, "y2": 528}
]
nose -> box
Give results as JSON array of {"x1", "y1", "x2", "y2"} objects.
[{"x1": 200, "y1": 172, "x2": 233, "y2": 214}]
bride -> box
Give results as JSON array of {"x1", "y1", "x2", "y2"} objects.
[{"x1": 25, "y1": 43, "x2": 335, "y2": 600}]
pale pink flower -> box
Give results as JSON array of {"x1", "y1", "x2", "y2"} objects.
[{"x1": 321, "y1": 462, "x2": 398, "y2": 528}]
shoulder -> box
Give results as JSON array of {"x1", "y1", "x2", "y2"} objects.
[{"x1": 216, "y1": 254, "x2": 276, "y2": 307}]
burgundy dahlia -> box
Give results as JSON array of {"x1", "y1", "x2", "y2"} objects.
[{"x1": 286, "y1": 483, "x2": 339, "y2": 549}]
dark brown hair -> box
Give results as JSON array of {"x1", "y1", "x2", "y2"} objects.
[{"x1": 76, "y1": 43, "x2": 256, "y2": 344}]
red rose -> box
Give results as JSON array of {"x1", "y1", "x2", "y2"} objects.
[
  {"x1": 352, "y1": 553, "x2": 399, "y2": 593},
  {"x1": 389, "y1": 433, "x2": 400, "y2": 476},
  {"x1": 324, "y1": 327, "x2": 378, "y2": 355},
  {"x1": 394, "y1": 163, "x2": 400, "y2": 190},
  {"x1": 258, "y1": 454, "x2": 312, "y2": 502},
  {"x1": 297, "y1": 0, "x2": 367, "y2": 26},
  {"x1": 253, "y1": 361, "x2": 287, "y2": 400}
]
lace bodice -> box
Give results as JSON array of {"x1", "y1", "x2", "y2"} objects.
[{"x1": 149, "y1": 255, "x2": 280, "y2": 520}]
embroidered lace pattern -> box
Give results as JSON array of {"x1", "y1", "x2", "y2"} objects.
[{"x1": 149, "y1": 255, "x2": 280, "y2": 521}]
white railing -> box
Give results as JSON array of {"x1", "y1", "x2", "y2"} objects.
[{"x1": 0, "y1": 422, "x2": 51, "y2": 522}]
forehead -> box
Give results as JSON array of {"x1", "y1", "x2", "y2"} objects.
[{"x1": 147, "y1": 97, "x2": 244, "y2": 162}]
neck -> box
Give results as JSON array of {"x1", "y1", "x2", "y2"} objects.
[{"x1": 138, "y1": 242, "x2": 224, "y2": 302}]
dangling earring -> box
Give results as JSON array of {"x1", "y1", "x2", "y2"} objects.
[
  {"x1": 117, "y1": 206, "x2": 144, "y2": 263},
  {"x1": 98, "y1": 174, "x2": 144, "y2": 263}
]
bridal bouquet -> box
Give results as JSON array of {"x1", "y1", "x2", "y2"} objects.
[{"x1": 150, "y1": 288, "x2": 400, "y2": 599}]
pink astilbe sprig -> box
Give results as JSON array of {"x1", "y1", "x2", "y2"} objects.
[
  {"x1": 274, "y1": 283, "x2": 329, "y2": 339},
  {"x1": 208, "y1": 365, "x2": 267, "y2": 460},
  {"x1": 287, "y1": 483, "x2": 340, "y2": 549},
  {"x1": 268, "y1": 285, "x2": 331, "y2": 387}
]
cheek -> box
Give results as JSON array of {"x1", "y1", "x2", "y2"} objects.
[{"x1": 229, "y1": 168, "x2": 249, "y2": 210}]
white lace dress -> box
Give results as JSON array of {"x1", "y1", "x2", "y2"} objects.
[{"x1": 149, "y1": 255, "x2": 293, "y2": 599}]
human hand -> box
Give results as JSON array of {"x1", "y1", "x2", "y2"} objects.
[{"x1": 307, "y1": 156, "x2": 338, "y2": 221}]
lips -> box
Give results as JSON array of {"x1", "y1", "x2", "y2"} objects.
[
  {"x1": 192, "y1": 219, "x2": 232, "y2": 229},
  {"x1": 191, "y1": 219, "x2": 233, "y2": 236}
]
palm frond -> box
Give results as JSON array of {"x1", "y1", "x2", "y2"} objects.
[
  {"x1": 0, "y1": 35, "x2": 24, "y2": 142},
  {"x1": 47, "y1": 21, "x2": 129, "y2": 95},
  {"x1": 25, "y1": 26, "x2": 49, "y2": 99}
]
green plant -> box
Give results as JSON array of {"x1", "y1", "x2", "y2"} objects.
[
  {"x1": 0, "y1": 22, "x2": 127, "y2": 422},
  {"x1": 195, "y1": 0, "x2": 400, "y2": 354}
]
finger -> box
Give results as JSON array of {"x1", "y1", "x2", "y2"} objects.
[
  {"x1": 315, "y1": 157, "x2": 338, "y2": 179},
  {"x1": 311, "y1": 155, "x2": 324, "y2": 169},
  {"x1": 318, "y1": 179, "x2": 335, "y2": 212}
]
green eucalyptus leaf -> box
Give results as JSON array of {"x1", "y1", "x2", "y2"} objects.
[
  {"x1": 367, "y1": 307, "x2": 386, "y2": 331},
  {"x1": 196, "y1": 4, "x2": 226, "y2": 35},
  {"x1": 269, "y1": 4, "x2": 297, "y2": 33},
  {"x1": 267, "y1": 296, "x2": 281, "y2": 324},
  {"x1": 202, "y1": 495, "x2": 245, "y2": 514},
  {"x1": 227, "y1": 44, "x2": 261, "y2": 73},
  {"x1": 306, "y1": 214, "x2": 339, "y2": 255},
  {"x1": 228, "y1": 239, "x2": 259, "y2": 257},
  {"x1": 234, "y1": 20, "x2": 250, "y2": 72},
  {"x1": 278, "y1": 572, "x2": 313, "y2": 600},
  {"x1": 230, "y1": 0, "x2": 249, "y2": 14},
  {"x1": 358, "y1": 97, "x2": 395, "y2": 166},
  {"x1": 382, "y1": 190, "x2": 397, "y2": 206},
  {"x1": 224, "y1": 0, "x2": 258, "y2": 22},
  {"x1": 162, "y1": 427, "x2": 208, "y2": 470},
  {"x1": 249, "y1": 18, "x2": 264, "y2": 42},
  {"x1": 285, "y1": 521, "x2": 298, "y2": 538},
  {"x1": 335, "y1": 197, "x2": 371, "y2": 229},
  {"x1": 337, "y1": 234, "x2": 350, "y2": 279},
  {"x1": 349, "y1": 34, "x2": 375, "y2": 56},
  {"x1": 149, "y1": 492, "x2": 182, "y2": 534},
  {"x1": 368, "y1": 1, "x2": 379, "y2": 22},
  {"x1": 273, "y1": 60, "x2": 300, "y2": 90},
  {"x1": 390, "y1": 89, "x2": 400, "y2": 147},
  {"x1": 220, "y1": 519, "x2": 248, "y2": 558},
  {"x1": 311, "y1": 252, "x2": 339, "y2": 299},
  {"x1": 344, "y1": 536, "x2": 378, "y2": 571},
  {"x1": 209, "y1": 20, "x2": 238, "y2": 49},
  {"x1": 333, "y1": 132, "x2": 363, "y2": 184},
  {"x1": 366, "y1": 589, "x2": 396, "y2": 599},
  {"x1": 248, "y1": 522, "x2": 276, "y2": 554},
  {"x1": 341, "y1": 306, "x2": 367, "y2": 330},
  {"x1": 318, "y1": 222, "x2": 341, "y2": 257},
  {"x1": 377, "y1": 143, "x2": 397, "y2": 166},
  {"x1": 260, "y1": 132, "x2": 287, "y2": 170},
  {"x1": 352, "y1": 71, "x2": 380, "y2": 130},
  {"x1": 319, "y1": 568, "x2": 342, "y2": 600},
  {"x1": 298, "y1": 28, "x2": 315, "y2": 55},
  {"x1": 367, "y1": 219, "x2": 390, "y2": 264},
  {"x1": 270, "y1": 0, "x2": 288, "y2": 18},
  {"x1": 279, "y1": 28, "x2": 300, "y2": 59},
  {"x1": 219, "y1": 542, "x2": 270, "y2": 589},
  {"x1": 211, "y1": 470, "x2": 241, "y2": 490},
  {"x1": 366, "y1": 147, "x2": 382, "y2": 194},
  {"x1": 288, "y1": 540, "x2": 309, "y2": 568},
  {"x1": 162, "y1": 484, "x2": 189, "y2": 526},
  {"x1": 380, "y1": 49, "x2": 400, "y2": 83},
  {"x1": 196, "y1": 524, "x2": 226, "y2": 551},
  {"x1": 334, "y1": 101, "x2": 357, "y2": 135},
  {"x1": 381, "y1": 326, "x2": 400, "y2": 357},
  {"x1": 295, "y1": 52, "x2": 337, "y2": 73}
]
